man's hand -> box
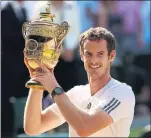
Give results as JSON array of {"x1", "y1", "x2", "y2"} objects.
[{"x1": 32, "y1": 61, "x2": 60, "y2": 93}]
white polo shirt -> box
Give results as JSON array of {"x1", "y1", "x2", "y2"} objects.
[{"x1": 49, "y1": 78, "x2": 135, "y2": 137}]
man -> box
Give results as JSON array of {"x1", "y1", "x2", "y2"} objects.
[{"x1": 24, "y1": 27, "x2": 135, "y2": 137}]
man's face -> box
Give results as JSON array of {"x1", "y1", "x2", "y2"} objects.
[{"x1": 81, "y1": 40, "x2": 115, "y2": 80}]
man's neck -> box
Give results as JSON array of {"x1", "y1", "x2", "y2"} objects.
[{"x1": 89, "y1": 74, "x2": 111, "y2": 96}]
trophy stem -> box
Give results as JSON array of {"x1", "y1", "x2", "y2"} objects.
[{"x1": 25, "y1": 79, "x2": 44, "y2": 90}]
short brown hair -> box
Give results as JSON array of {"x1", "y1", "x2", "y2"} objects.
[{"x1": 79, "y1": 27, "x2": 116, "y2": 55}]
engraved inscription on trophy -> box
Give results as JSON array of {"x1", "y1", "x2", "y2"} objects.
[{"x1": 25, "y1": 39, "x2": 43, "y2": 59}]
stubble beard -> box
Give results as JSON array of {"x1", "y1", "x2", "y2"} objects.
[{"x1": 87, "y1": 63, "x2": 110, "y2": 82}]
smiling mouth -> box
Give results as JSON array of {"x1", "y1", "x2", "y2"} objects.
[{"x1": 89, "y1": 65, "x2": 101, "y2": 69}]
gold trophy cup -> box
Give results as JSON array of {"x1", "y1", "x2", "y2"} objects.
[{"x1": 22, "y1": 3, "x2": 70, "y2": 89}]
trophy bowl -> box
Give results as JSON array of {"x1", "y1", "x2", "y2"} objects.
[{"x1": 22, "y1": 3, "x2": 70, "y2": 89}]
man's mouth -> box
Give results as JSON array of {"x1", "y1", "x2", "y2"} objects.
[{"x1": 89, "y1": 65, "x2": 101, "y2": 69}]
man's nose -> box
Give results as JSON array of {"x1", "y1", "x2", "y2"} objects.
[{"x1": 91, "y1": 56, "x2": 99, "y2": 64}]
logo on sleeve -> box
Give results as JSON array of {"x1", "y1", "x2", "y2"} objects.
[{"x1": 102, "y1": 98, "x2": 121, "y2": 114}]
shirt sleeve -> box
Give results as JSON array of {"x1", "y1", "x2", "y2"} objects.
[
  {"x1": 47, "y1": 102, "x2": 65, "y2": 125},
  {"x1": 98, "y1": 85, "x2": 135, "y2": 122}
]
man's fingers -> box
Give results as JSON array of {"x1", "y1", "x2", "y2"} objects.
[
  {"x1": 49, "y1": 68, "x2": 54, "y2": 73},
  {"x1": 33, "y1": 76, "x2": 44, "y2": 80},
  {"x1": 33, "y1": 72, "x2": 46, "y2": 77},
  {"x1": 35, "y1": 61, "x2": 49, "y2": 73},
  {"x1": 32, "y1": 77, "x2": 44, "y2": 84}
]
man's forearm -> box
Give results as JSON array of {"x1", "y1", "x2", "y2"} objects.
[
  {"x1": 54, "y1": 93, "x2": 89, "y2": 134},
  {"x1": 24, "y1": 88, "x2": 43, "y2": 134}
]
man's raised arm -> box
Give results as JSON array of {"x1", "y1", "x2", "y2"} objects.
[{"x1": 24, "y1": 88, "x2": 63, "y2": 136}]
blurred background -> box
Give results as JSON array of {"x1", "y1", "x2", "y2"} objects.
[{"x1": 1, "y1": 0, "x2": 151, "y2": 138}]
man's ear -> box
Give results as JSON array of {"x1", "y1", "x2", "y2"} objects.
[{"x1": 109, "y1": 50, "x2": 116, "y2": 62}]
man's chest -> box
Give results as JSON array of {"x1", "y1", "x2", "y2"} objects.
[
  {"x1": 69, "y1": 94, "x2": 115, "y2": 137},
  {"x1": 80, "y1": 95, "x2": 109, "y2": 112}
]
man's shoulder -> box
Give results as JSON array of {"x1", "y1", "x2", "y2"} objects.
[
  {"x1": 109, "y1": 78, "x2": 135, "y2": 101},
  {"x1": 111, "y1": 78, "x2": 133, "y2": 91}
]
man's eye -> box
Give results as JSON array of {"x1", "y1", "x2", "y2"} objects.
[{"x1": 98, "y1": 53, "x2": 104, "y2": 56}]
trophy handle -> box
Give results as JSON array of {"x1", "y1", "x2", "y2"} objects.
[{"x1": 57, "y1": 21, "x2": 70, "y2": 49}]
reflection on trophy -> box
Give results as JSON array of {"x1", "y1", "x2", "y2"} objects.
[{"x1": 22, "y1": 2, "x2": 70, "y2": 89}]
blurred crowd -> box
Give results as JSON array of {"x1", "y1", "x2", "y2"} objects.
[{"x1": 1, "y1": 1, "x2": 151, "y2": 138}]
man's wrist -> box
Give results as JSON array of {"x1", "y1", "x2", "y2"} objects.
[
  {"x1": 51, "y1": 87, "x2": 65, "y2": 99},
  {"x1": 29, "y1": 88, "x2": 44, "y2": 94},
  {"x1": 30, "y1": 88, "x2": 43, "y2": 91},
  {"x1": 47, "y1": 83, "x2": 60, "y2": 94}
]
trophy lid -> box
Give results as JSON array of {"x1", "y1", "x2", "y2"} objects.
[
  {"x1": 22, "y1": 2, "x2": 70, "y2": 45},
  {"x1": 39, "y1": 3, "x2": 55, "y2": 22}
]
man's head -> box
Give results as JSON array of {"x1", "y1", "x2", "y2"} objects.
[{"x1": 79, "y1": 27, "x2": 116, "y2": 80}]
